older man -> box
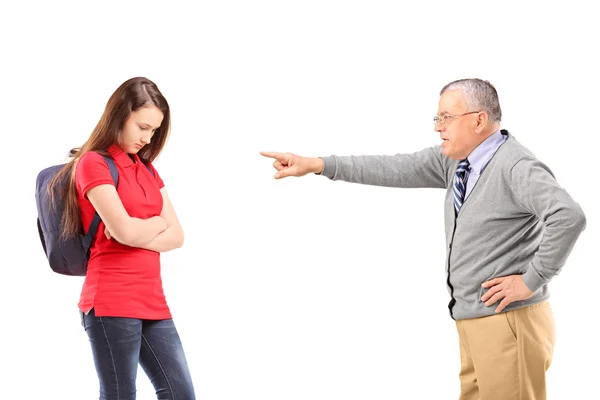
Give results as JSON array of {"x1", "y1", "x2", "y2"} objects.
[{"x1": 261, "y1": 78, "x2": 586, "y2": 399}]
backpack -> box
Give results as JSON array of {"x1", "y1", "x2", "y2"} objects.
[
  {"x1": 36, "y1": 152, "x2": 157, "y2": 276},
  {"x1": 35, "y1": 154, "x2": 119, "y2": 276}
]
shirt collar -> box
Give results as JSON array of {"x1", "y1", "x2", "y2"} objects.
[
  {"x1": 108, "y1": 144, "x2": 141, "y2": 167},
  {"x1": 467, "y1": 129, "x2": 506, "y2": 174}
]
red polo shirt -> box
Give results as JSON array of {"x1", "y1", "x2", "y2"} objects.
[{"x1": 75, "y1": 144, "x2": 171, "y2": 320}]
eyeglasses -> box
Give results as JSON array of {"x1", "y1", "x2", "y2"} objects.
[{"x1": 433, "y1": 111, "x2": 481, "y2": 125}]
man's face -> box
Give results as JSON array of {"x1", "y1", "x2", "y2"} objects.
[{"x1": 435, "y1": 90, "x2": 481, "y2": 160}]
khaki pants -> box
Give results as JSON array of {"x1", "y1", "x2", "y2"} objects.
[{"x1": 455, "y1": 301, "x2": 555, "y2": 400}]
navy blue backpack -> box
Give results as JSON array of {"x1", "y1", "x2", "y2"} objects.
[{"x1": 35, "y1": 154, "x2": 119, "y2": 276}]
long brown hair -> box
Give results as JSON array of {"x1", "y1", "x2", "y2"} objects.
[{"x1": 48, "y1": 77, "x2": 171, "y2": 239}]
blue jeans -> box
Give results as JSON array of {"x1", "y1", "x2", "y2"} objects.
[{"x1": 81, "y1": 309, "x2": 196, "y2": 400}]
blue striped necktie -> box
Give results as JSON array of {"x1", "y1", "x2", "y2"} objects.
[{"x1": 453, "y1": 159, "x2": 470, "y2": 215}]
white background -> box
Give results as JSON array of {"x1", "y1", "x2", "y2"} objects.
[{"x1": 1, "y1": 1, "x2": 598, "y2": 399}]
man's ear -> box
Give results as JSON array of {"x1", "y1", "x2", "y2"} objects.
[{"x1": 475, "y1": 111, "x2": 489, "y2": 133}]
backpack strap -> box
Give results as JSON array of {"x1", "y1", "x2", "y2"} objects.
[
  {"x1": 103, "y1": 155, "x2": 119, "y2": 187},
  {"x1": 82, "y1": 156, "x2": 119, "y2": 247},
  {"x1": 143, "y1": 163, "x2": 154, "y2": 176}
]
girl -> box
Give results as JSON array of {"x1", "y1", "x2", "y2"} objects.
[{"x1": 48, "y1": 77, "x2": 195, "y2": 400}]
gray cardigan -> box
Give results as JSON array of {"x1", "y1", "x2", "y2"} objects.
[{"x1": 319, "y1": 130, "x2": 586, "y2": 320}]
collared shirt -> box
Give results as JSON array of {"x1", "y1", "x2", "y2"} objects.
[
  {"x1": 464, "y1": 130, "x2": 507, "y2": 198},
  {"x1": 75, "y1": 144, "x2": 170, "y2": 319}
]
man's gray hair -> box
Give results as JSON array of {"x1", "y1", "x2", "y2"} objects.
[{"x1": 440, "y1": 78, "x2": 502, "y2": 123}]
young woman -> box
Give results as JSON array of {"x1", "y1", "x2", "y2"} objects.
[{"x1": 48, "y1": 77, "x2": 195, "y2": 399}]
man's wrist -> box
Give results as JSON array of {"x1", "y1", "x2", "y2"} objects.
[{"x1": 312, "y1": 157, "x2": 324, "y2": 174}]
